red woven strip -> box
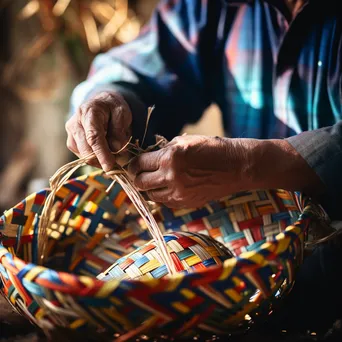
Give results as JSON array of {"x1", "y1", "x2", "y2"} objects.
[
  {"x1": 190, "y1": 266, "x2": 223, "y2": 287},
  {"x1": 170, "y1": 252, "x2": 184, "y2": 272},
  {"x1": 176, "y1": 236, "x2": 197, "y2": 248},
  {"x1": 193, "y1": 263, "x2": 206, "y2": 271},
  {"x1": 17, "y1": 202, "x2": 25, "y2": 211},
  {"x1": 238, "y1": 217, "x2": 263, "y2": 230},
  {"x1": 280, "y1": 220, "x2": 287, "y2": 231},
  {"x1": 78, "y1": 280, "x2": 104, "y2": 297},
  {"x1": 119, "y1": 258, "x2": 135, "y2": 270},
  {"x1": 34, "y1": 193, "x2": 47, "y2": 206},
  {"x1": 152, "y1": 211, "x2": 163, "y2": 223},
  {"x1": 230, "y1": 238, "x2": 248, "y2": 249},
  {"x1": 137, "y1": 244, "x2": 155, "y2": 255},
  {"x1": 234, "y1": 248, "x2": 243, "y2": 255},
  {"x1": 127, "y1": 284, "x2": 177, "y2": 319},
  {"x1": 9, "y1": 272, "x2": 32, "y2": 305},
  {"x1": 183, "y1": 296, "x2": 204, "y2": 308},
  {"x1": 251, "y1": 226, "x2": 263, "y2": 242},
  {"x1": 3, "y1": 234, "x2": 33, "y2": 248},
  {"x1": 186, "y1": 219, "x2": 207, "y2": 232},
  {"x1": 88, "y1": 189, "x2": 101, "y2": 203},
  {"x1": 235, "y1": 280, "x2": 246, "y2": 292},
  {"x1": 59, "y1": 273, "x2": 83, "y2": 288},
  {"x1": 78, "y1": 249, "x2": 112, "y2": 269},
  {"x1": 118, "y1": 235, "x2": 140, "y2": 249}
]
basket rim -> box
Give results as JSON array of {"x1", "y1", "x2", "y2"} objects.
[{"x1": 0, "y1": 172, "x2": 311, "y2": 293}]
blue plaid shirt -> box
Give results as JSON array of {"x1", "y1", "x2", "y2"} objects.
[{"x1": 70, "y1": 0, "x2": 342, "y2": 219}]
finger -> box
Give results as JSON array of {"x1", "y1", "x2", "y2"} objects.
[
  {"x1": 66, "y1": 134, "x2": 79, "y2": 156},
  {"x1": 163, "y1": 201, "x2": 186, "y2": 209},
  {"x1": 134, "y1": 171, "x2": 168, "y2": 191},
  {"x1": 107, "y1": 97, "x2": 132, "y2": 151},
  {"x1": 72, "y1": 123, "x2": 101, "y2": 168},
  {"x1": 82, "y1": 110, "x2": 116, "y2": 172},
  {"x1": 146, "y1": 188, "x2": 171, "y2": 203},
  {"x1": 127, "y1": 150, "x2": 162, "y2": 176}
]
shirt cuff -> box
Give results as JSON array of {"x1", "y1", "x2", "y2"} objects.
[{"x1": 286, "y1": 125, "x2": 342, "y2": 220}]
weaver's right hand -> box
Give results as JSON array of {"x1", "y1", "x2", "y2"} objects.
[{"x1": 65, "y1": 91, "x2": 132, "y2": 172}]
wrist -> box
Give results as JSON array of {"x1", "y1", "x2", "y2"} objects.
[{"x1": 213, "y1": 137, "x2": 258, "y2": 192}]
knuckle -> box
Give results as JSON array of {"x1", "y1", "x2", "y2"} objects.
[
  {"x1": 165, "y1": 170, "x2": 175, "y2": 183},
  {"x1": 85, "y1": 129, "x2": 101, "y2": 147},
  {"x1": 66, "y1": 139, "x2": 73, "y2": 151},
  {"x1": 134, "y1": 176, "x2": 145, "y2": 190},
  {"x1": 79, "y1": 102, "x2": 91, "y2": 114}
]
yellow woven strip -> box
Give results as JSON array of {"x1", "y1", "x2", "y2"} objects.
[
  {"x1": 244, "y1": 252, "x2": 265, "y2": 266},
  {"x1": 274, "y1": 236, "x2": 290, "y2": 254},
  {"x1": 224, "y1": 289, "x2": 242, "y2": 303},
  {"x1": 23, "y1": 193, "x2": 37, "y2": 216},
  {"x1": 96, "y1": 280, "x2": 120, "y2": 298},
  {"x1": 172, "y1": 302, "x2": 190, "y2": 314},
  {"x1": 69, "y1": 319, "x2": 87, "y2": 330},
  {"x1": 180, "y1": 288, "x2": 195, "y2": 299},
  {"x1": 23, "y1": 215, "x2": 35, "y2": 236},
  {"x1": 109, "y1": 297, "x2": 123, "y2": 306},
  {"x1": 139, "y1": 259, "x2": 160, "y2": 274},
  {"x1": 218, "y1": 260, "x2": 236, "y2": 281},
  {"x1": 185, "y1": 255, "x2": 201, "y2": 267},
  {"x1": 165, "y1": 275, "x2": 184, "y2": 292},
  {"x1": 35, "y1": 309, "x2": 44, "y2": 320},
  {"x1": 24, "y1": 266, "x2": 46, "y2": 282},
  {"x1": 5, "y1": 209, "x2": 13, "y2": 224},
  {"x1": 78, "y1": 276, "x2": 94, "y2": 288},
  {"x1": 55, "y1": 187, "x2": 69, "y2": 199}
]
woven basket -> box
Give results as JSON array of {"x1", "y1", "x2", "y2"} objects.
[{"x1": 0, "y1": 170, "x2": 319, "y2": 339}]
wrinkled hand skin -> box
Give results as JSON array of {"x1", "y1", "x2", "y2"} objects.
[
  {"x1": 128, "y1": 135, "x2": 252, "y2": 209},
  {"x1": 65, "y1": 91, "x2": 132, "y2": 171}
]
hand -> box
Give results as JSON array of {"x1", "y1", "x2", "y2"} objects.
[
  {"x1": 128, "y1": 135, "x2": 251, "y2": 208},
  {"x1": 128, "y1": 134, "x2": 325, "y2": 209},
  {"x1": 65, "y1": 91, "x2": 132, "y2": 171}
]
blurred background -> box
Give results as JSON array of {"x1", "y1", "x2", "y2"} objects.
[{"x1": 0, "y1": 0, "x2": 222, "y2": 214}]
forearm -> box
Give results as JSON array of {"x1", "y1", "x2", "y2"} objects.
[{"x1": 243, "y1": 139, "x2": 325, "y2": 198}]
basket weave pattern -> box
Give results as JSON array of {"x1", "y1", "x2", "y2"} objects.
[{"x1": 0, "y1": 171, "x2": 311, "y2": 337}]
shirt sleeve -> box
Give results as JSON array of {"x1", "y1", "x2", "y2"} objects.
[
  {"x1": 287, "y1": 121, "x2": 342, "y2": 220},
  {"x1": 69, "y1": 0, "x2": 213, "y2": 146}
]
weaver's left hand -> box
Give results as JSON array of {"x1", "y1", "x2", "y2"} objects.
[{"x1": 127, "y1": 135, "x2": 252, "y2": 208}]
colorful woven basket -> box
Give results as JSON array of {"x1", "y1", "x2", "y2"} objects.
[{"x1": 0, "y1": 170, "x2": 320, "y2": 339}]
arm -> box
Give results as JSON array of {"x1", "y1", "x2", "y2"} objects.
[
  {"x1": 69, "y1": 0, "x2": 213, "y2": 147},
  {"x1": 128, "y1": 122, "x2": 342, "y2": 221}
]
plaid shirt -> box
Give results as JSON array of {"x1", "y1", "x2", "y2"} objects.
[{"x1": 70, "y1": 0, "x2": 342, "y2": 219}]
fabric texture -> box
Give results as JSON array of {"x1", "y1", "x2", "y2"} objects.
[{"x1": 70, "y1": 0, "x2": 342, "y2": 219}]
